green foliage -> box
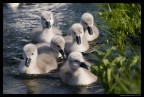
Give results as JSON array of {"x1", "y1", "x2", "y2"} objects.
[
  {"x1": 91, "y1": 46, "x2": 141, "y2": 94},
  {"x1": 89, "y1": 3, "x2": 141, "y2": 94},
  {"x1": 98, "y1": 3, "x2": 141, "y2": 53}
]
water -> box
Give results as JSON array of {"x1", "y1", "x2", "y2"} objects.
[{"x1": 3, "y1": 3, "x2": 104, "y2": 94}]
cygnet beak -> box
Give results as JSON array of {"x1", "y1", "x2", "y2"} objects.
[
  {"x1": 59, "y1": 49, "x2": 66, "y2": 60},
  {"x1": 87, "y1": 26, "x2": 93, "y2": 35},
  {"x1": 76, "y1": 36, "x2": 81, "y2": 45},
  {"x1": 46, "y1": 21, "x2": 51, "y2": 29},
  {"x1": 25, "y1": 57, "x2": 31, "y2": 67},
  {"x1": 80, "y1": 62, "x2": 89, "y2": 70}
]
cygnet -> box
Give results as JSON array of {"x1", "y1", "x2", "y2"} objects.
[
  {"x1": 19, "y1": 43, "x2": 58, "y2": 74},
  {"x1": 80, "y1": 12, "x2": 99, "y2": 41},
  {"x1": 32, "y1": 11, "x2": 62, "y2": 44},
  {"x1": 64, "y1": 23, "x2": 89, "y2": 54},
  {"x1": 60, "y1": 51, "x2": 97, "y2": 86}
]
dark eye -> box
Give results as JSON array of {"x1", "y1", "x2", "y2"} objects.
[
  {"x1": 81, "y1": 32, "x2": 82, "y2": 33},
  {"x1": 74, "y1": 32, "x2": 76, "y2": 35},
  {"x1": 50, "y1": 18, "x2": 51, "y2": 20},
  {"x1": 57, "y1": 45, "x2": 60, "y2": 48},
  {"x1": 32, "y1": 53, "x2": 33, "y2": 55},
  {"x1": 75, "y1": 60, "x2": 79, "y2": 63},
  {"x1": 84, "y1": 22, "x2": 87, "y2": 25}
]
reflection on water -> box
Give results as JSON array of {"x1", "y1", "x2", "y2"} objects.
[{"x1": 3, "y1": 3, "x2": 104, "y2": 94}]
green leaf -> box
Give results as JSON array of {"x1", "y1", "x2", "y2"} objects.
[
  {"x1": 111, "y1": 55, "x2": 125, "y2": 67},
  {"x1": 104, "y1": 46, "x2": 117, "y2": 58},
  {"x1": 102, "y1": 71, "x2": 106, "y2": 79},
  {"x1": 95, "y1": 49, "x2": 105, "y2": 56},
  {"x1": 107, "y1": 68, "x2": 112, "y2": 86},
  {"x1": 119, "y1": 56, "x2": 126, "y2": 66},
  {"x1": 129, "y1": 56, "x2": 140, "y2": 67},
  {"x1": 102, "y1": 59, "x2": 110, "y2": 66}
]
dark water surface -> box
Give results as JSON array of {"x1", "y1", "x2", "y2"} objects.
[{"x1": 3, "y1": 3, "x2": 104, "y2": 94}]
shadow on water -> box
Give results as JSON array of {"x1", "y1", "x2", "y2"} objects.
[{"x1": 3, "y1": 3, "x2": 104, "y2": 94}]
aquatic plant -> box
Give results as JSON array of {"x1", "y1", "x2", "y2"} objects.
[
  {"x1": 91, "y1": 3, "x2": 141, "y2": 94},
  {"x1": 97, "y1": 3, "x2": 141, "y2": 54},
  {"x1": 91, "y1": 46, "x2": 141, "y2": 94}
]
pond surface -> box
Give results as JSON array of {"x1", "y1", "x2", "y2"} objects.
[{"x1": 3, "y1": 3, "x2": 104, "y2": 94}]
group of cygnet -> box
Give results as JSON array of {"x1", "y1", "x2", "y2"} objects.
[{"x1": 19, "y1": 11, "x2": 99, "y2": 86}]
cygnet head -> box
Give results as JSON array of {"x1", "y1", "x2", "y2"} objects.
[
  {"x1": 68, "y1": 52, "x2": 89, "y2": 70},
  {"x1": 70, "y1": 23, "x2": 84, "y2": 45},
  {"x1": 50, "y1": 35, "x2": 66, "y2": 59},
  {"x1": 80, "y1": 13, "x2": 94, "y2": 35},
  {"x1": 41, "y1": 11, "x2": 54, "y2": 29},
  {"x1": 23, "y1": 43, "x2": 38, "y2": 67}
]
